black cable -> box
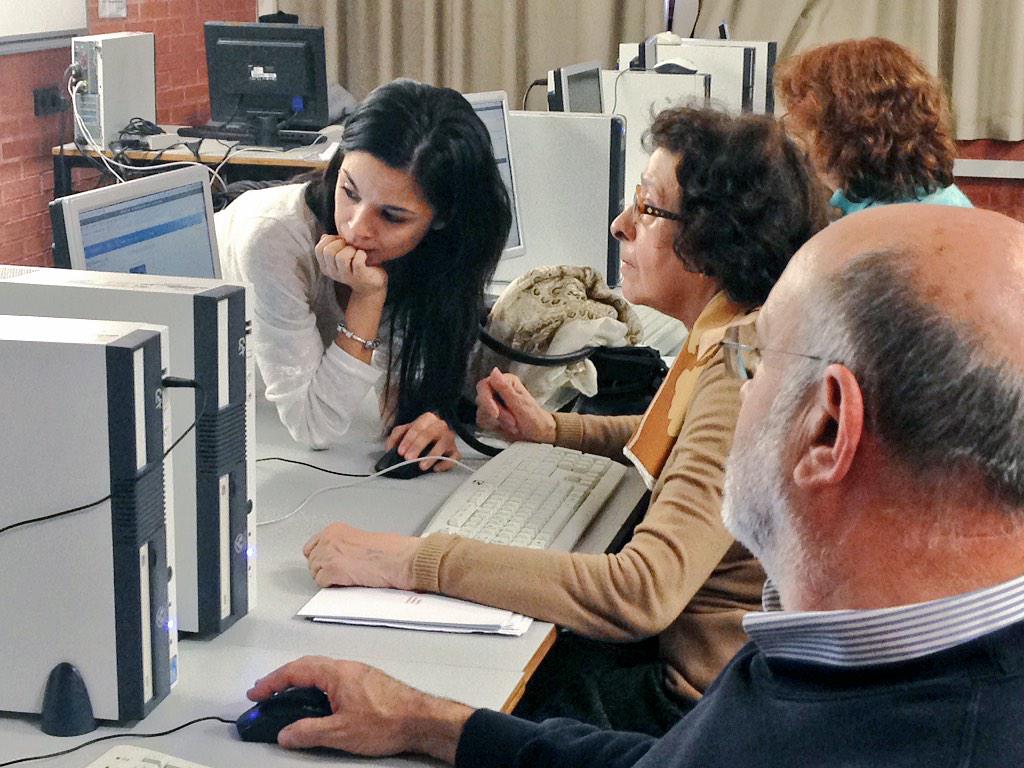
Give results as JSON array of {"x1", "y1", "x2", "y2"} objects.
[
  {"x1": 256, "y1": 456, "x2": 370, "y2": 478},
  {"x1": 521, "y1": 77, "x2": 547, "y2": 110},
  {"x1": 478, "y1": 327, "x2": 597, "y2": 366},
  {"x1": 0, "y1": 715, "x2": 234, "y2": 768},
  {"x1": 690, "y1": 0, "x2": 702, "y2": 37},
  {"x1": 0, "y1": 380, "x2": 206, "y2": 538}
]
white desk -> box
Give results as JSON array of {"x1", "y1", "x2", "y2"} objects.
[{"x1": 0, "y1": 397, "x2": 646, "y2": 767}]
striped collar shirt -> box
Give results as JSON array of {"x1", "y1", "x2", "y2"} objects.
[{"x1": 742, "y1": 573, "x2": 1024, "y2": 667}]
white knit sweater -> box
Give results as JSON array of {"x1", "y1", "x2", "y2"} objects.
[{"x1": 216, "y1": 183, "x2": 386, "y2": 448}]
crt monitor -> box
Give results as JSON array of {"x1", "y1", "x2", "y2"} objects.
[
  {"x1": 204, "y1": 21, "x2": 330, "y2": 130},
  {"x1": 552, "y1": 61, "x2": 603, "y2": 113},
  {"x1": 463, "y1": 90, "x2": 526, "y2": 260},
  {"x1": 49, "y1": 166, "x2": 222, "y2": 279}
]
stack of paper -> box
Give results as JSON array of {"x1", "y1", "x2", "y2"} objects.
[{"x1": 298, "y1": 587, "x2": 533, "y2": 636}]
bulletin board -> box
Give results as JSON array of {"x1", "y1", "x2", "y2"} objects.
[{"x1": 0, "y1": 0, "x2": 88, "y2": 55}]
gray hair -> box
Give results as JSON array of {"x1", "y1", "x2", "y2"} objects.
[{"x1": 803, "y1": 251, "x2": 1024, "y2": 509}]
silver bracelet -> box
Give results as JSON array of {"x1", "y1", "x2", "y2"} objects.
[{"x1": 336, "y1": 319, "x2": 381, "y2": 351}]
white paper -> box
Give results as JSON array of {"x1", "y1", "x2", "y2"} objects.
[
  {"x1": 298, "y1": 587, "x2": 532, "y2": 636},
  {"x1": 99, "y1": 0, "x2": 127, "y2": 18}
]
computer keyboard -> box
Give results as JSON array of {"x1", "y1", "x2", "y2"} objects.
[
  {"x1": 84, "y1": 744, "x2": 210, "y2": 768},
  {"x1": 177, "y1": 124, "x2": 323, "y2": 148},
  {"x1": 421, "y1": 442, "x2": 626, "y2": 551}
]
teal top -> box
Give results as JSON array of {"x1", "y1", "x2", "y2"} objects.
[{"x1": 830, "y1": 184, "x2": 973, "y2": 216}]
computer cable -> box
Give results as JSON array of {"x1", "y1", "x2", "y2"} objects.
[
  {"x1": 255, "y1": 456, "x2": 370, "y2": 478},
  {"x1": 256, "y1": 455, "x2": 477, "y2": 528},
  {"x1": 0, "y1": 715, "x2": 234, "y2": 768},
  {"x1": 0, "y1": 379, "x2": 205, "y2": 539},
  {"x1": 521, "y1": 77, "x2": 547, "y2": 110},
  {"x1": 69, "y1": 79, "x2": 125, "y2": 182}
]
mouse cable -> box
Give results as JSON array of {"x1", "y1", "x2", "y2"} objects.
[
  {"x1": 256, "y1": 456, "x2": 370, "y2": 478},
  {"x1": 521, "y1": 77, "x2": 547, "y2": 110},
  {"x1": 256, "y1": 455, "x2": 478, "y2": 528},
  {"x1": 0, "y1": 715, "x2": 235, "y2": 768},
  {"x1": 0, "y1": 379, "x2": 205, "y2": 539}
]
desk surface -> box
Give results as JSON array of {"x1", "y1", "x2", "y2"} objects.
[{"x1": 0, "y1": 395, "x2": 646, "y2": 767}]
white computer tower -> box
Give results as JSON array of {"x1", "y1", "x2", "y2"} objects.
[
  {"x1": 0, "y1": 316, "x2": 172, "y2": 722},
  {"x1": 501, "y1": 111, "x2": 625, "y2": 287},
  {"x1": 0, "y1": 268, "x2": 255, "y2": 637},
  {"x1": 72, "y1": 32, "x2": 156, "y2": 148}
]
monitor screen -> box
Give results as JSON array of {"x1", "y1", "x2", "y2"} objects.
[
  {"x1": 204, "y1": 21, "x2": 329, "y2": 129},
  {"x1": 463, "y1": 91, "x2": 525, "y2": 260},
  {"x1": 50, "y1": 166, "x2": 221, "y2": 279},
  {"x1": 562, "y1": 62, "x2": 603, "y2": 113}
]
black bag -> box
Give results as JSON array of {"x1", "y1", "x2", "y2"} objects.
[
  {"x1": 477, "y1": 327, "x2": 668, "y2": 416},
  {"x1": 575, "y1": 345, "x2": 668, "y2": 416}
]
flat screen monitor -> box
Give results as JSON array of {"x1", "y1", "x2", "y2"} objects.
[
  {"x1": 462, "y1": 90, "x2": 526, "y2": 261},
  {"x1": 558, "y1": 61, "x2": 603, "y2": 113},
  {"x1": 49, "y1": 166, "x2": 222, "y2": 279},
  {"x1": 203, "y1": 21, "x2": 329, "y2": 130}
]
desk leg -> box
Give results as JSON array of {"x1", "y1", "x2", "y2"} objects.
[{"x1": 53, "y1": 154, "x2": 73, "y2": 198}]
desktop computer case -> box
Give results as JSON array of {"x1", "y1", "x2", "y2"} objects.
[
  {"x1": 0, "y1": 269, "x2": 256, "y2": 638},
  {"x1": 0, "y1": 318, "x2": 171, "y2": 721},
  {"x1": 72, "y1": 32, "x2": 156, "y2": 148}
]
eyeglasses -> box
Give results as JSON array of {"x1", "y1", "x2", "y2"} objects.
[
  {"x1": 720, "y1": 326, "x2": 836, "y2": 381},
  {"x1": 633, "y1": 185, "x2": 684, "y2": 223}
]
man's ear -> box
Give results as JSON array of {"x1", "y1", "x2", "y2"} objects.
[{"x1": 792, "y1": 364, "x2": 863, "y2": 490}]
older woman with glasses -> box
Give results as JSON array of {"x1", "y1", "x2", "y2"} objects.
[{"x1": 301, "y1": 106, "x2": 829, "y2": 736}]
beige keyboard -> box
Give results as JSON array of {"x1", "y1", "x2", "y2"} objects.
[
  {"x1": 84, "y1": 744, "x2": 210, "y2": 768},
  {"x1": 421, "y1": 442, "x2": 625, "y2": 551}
]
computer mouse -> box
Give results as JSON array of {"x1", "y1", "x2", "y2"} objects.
[
  {"x1": 374, "y1": 442, "x2": 437, "y2": 479},
  {"x1": 235, "y1": 686, "x2": 333, "y2": 743}
]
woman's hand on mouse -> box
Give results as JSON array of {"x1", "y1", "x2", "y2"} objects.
[
  {"x1": 304, "y1": 522, "x2": 419, "y2": 590},
  {"x1": 315, "y1": 234, "x2": 388, "y2": 298},
  {"x1": 248, "y1": 655, "x2": 472, "y2": 761},
  {"x1": 386, "y1": 411, "x2": 460, "y2": 472},
  {"x1": 476, "y1": 368, "x2": 556, "y2": 444}
]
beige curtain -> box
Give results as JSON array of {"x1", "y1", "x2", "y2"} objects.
[
  {"x1": 279, "y1": 0, "x2": 665, "y2": 109},
  {"x1": 690, "y1": 0, "x2": 1023, "y2": 140}
]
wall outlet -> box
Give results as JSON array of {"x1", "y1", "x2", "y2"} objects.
[{"x1": 33, "y1": 86, "x2": 67, "y2": 117}]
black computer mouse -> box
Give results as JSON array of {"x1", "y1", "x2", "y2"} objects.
[
  {"x1": 236, "y1": 686, "x2": 333, "y2": 743},
  {"x1": 373, "y1": 442, "x2": 437, "y2": 480}
]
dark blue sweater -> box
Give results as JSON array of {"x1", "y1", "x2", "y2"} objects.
[{"x1": 456, "y1": 619, "x2": 1024, "y2": 768}]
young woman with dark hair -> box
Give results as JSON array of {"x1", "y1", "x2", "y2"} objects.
[
  {"x1": 301, "y1": 106, "x2": 829, "y2": 736},
  {"x1": 217, "y1": 79, "x2": 511, "y2": 465}
]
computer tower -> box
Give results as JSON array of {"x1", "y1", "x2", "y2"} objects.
[
  {"x1": 72, "y1": 32, "x2": 156, "y2": 148},
  {"x1": 0, "y1": 316, "x2": 172, "y2": 722},
  {"x1": 501, "y1": 111, "x2": 625, "y2": 287},
  {"x1": 0, "y1": 268, "x2": 255, "y2": 638}
]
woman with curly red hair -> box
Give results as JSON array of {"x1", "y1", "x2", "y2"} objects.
[{"x1": 775, "y1": 37, "x2": 972, "y2": 215}]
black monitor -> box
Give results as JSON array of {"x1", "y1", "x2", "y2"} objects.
[{"x1": 203, "y1": 21, "x2": 330, "y2": 131}]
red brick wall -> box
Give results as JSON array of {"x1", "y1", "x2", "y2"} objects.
[
  {"x1": 956, "y1": 140, "x2": 1024, "y2": 223},
  {"x1": 0, "y1": 0, "x2": 256, "y2": 267}
]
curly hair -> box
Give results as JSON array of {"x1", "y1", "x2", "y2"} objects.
[
  {"x1": 775, "y1": 37, "x2": 957, "y2": 203},
  {"x1": 644, "y1": 106, "x2": 829, "y2": 308}
]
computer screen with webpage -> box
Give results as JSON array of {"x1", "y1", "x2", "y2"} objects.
[
  {"x1": 463, "y1": 90, "x2": 525, "y2": 260},
  {"x1": 50, "y1": 166, "x2": 221, "y2": 279}
]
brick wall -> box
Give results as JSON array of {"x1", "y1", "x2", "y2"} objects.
[
  {"x1": 0, "y1": 0, "x2": 256, "y2": 267},
  {"x1": 956, "y1": 140, "x2": 1024, "y2": 223}
]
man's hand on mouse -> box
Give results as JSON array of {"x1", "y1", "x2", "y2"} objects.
[
  {"x1": 247, "y1": 655, "x2": 473, "y2": 763},
  {"x1": 386, "y1": 411, "x2": 460, "y2": 472},
  {"x1": 304, "y1": 522, "x2": 419, "y2": 589}
]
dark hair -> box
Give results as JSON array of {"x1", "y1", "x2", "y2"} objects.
[
  {"x1": 304, "y1": 79, "x2": 512, "y2": 425},
  {"x1": 775, "y1": 37, "x2": 957, "y2": 203},
  {"x1": 820, "y1": 253, "x2": 1024, "y2": 508},
  {"x1": 645, "y1": 107, "x2": 829, "y2": 309}
]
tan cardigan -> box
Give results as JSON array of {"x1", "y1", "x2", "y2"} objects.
[{"x1": 411, "y1": 348, "x2": 764, "y2": 702}]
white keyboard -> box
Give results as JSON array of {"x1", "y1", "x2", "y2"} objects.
[
  {"x1": 421, "y1": 442, "x2": 626, "y2": 551},
  {"x1": 84, "y1": 744, "x2": 210, "y2": 768}
]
